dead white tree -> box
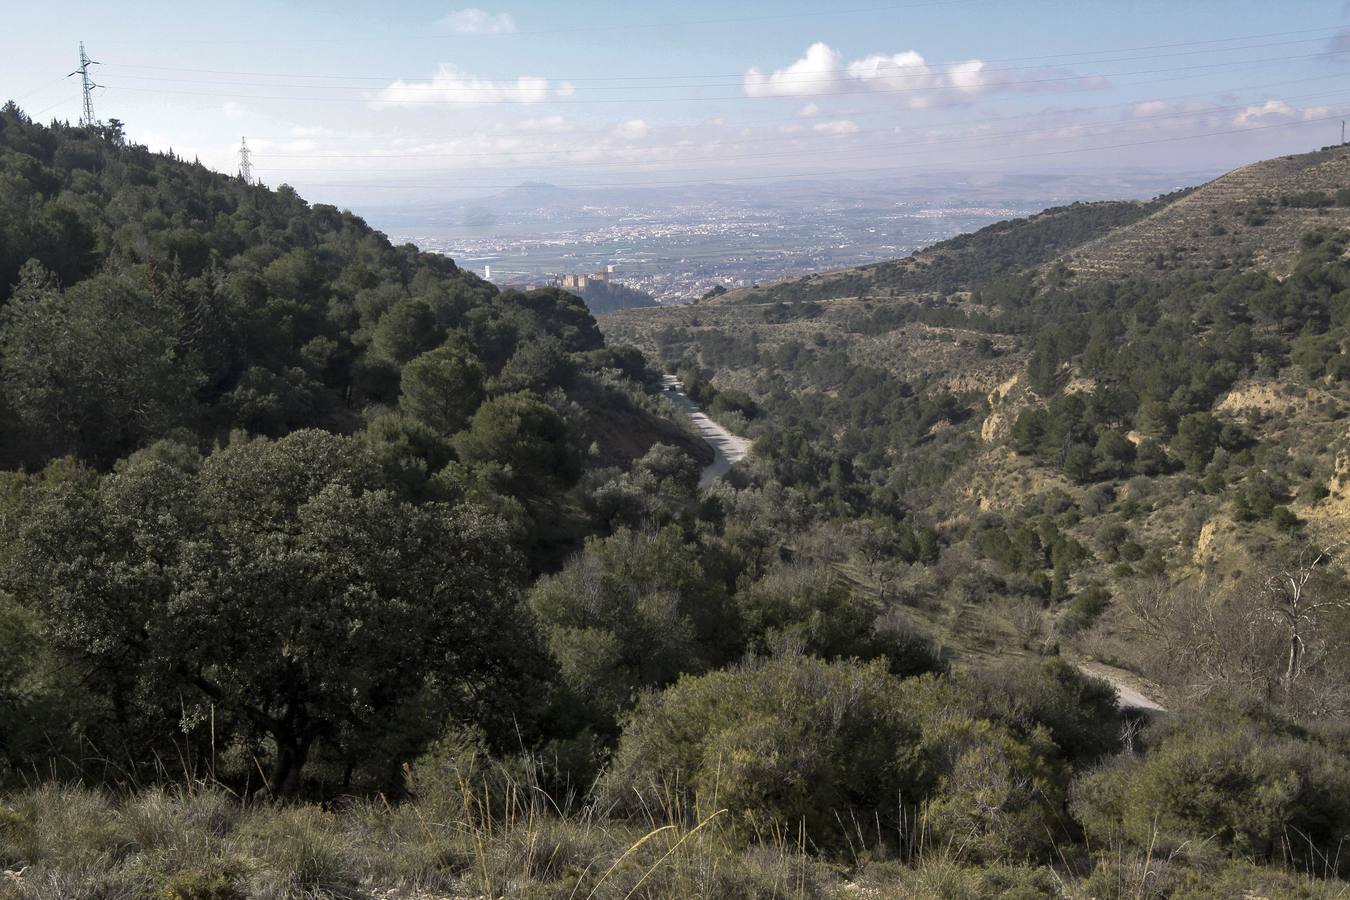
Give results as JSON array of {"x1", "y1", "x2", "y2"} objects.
[{"x1": 1255, "y1": 542, "x2": 1347, "y2": 688}]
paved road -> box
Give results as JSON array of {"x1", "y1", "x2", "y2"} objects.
[{"x1": 662, "y1": 376, "x2": 751, "y2": 488}]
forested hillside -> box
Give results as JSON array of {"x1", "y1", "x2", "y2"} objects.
[
  {"x1": 6, "y1": 106, "x2": 1350, "y2": 899},
  {"x1": 601, "y1": 145, "x2": 1350, "y2": 894}
]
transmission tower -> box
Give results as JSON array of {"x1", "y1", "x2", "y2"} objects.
[
  {"x1": 68, "y1": 41, "x2": 101, "y2": 127},
  {"x1": 237, "y1": 137, "x2": 254, "y2": 184}
]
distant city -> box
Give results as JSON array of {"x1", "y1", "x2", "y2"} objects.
[
  {"x1": 373, "y1": 173, "x2": 1201, "y2": 304},
  {"x1": 404, "y1": 201, "x2": 1028, "y2": 304}
]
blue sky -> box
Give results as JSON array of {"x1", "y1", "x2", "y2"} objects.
[{"x1": 4, "y1": 1, "x2": 1350, "y2": 205}]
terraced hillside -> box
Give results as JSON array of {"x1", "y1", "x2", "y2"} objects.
[{"x1": 1066, "y1": 145, "x2": 1350, "y2": 278}]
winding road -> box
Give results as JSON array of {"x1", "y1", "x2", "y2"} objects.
[
  {"x1": 657, "y1": 375, "x2": 1167, "y2": 717},
  {"x1": 662, "y1": 375, "x2": 751, "y2": 487}
]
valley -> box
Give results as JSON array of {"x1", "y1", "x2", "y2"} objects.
[{"x1": 4, "y1": 89, "x2": 1350, "y2": 899}]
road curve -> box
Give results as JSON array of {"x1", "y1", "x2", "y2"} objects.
[
  {"x1": 1076, "y1": 660, "x2": 1167, "y2": 715},
  {"x1": 661, "y1": 375, "x2": 751, "y2": 488}
]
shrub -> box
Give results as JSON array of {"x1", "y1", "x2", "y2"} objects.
[
  {"x1": 1063, "y1": 586, "x2": 1112, "y2": 632},
  {"x1": 600, "y1": 657, "x2": 1060, "y2": 858},
  {"x1": 733, "y1": 563, "x2": 944, "y2": 677},
  {"x1": 971, "y1": 657, "x2": 1121, "y2": 766},
  {"x1": 599, "y1": 656, "x2": 929, "y2": 849},
  {"x1": 1071, "y1": 707, "x2": 1350, "y2": 872}
]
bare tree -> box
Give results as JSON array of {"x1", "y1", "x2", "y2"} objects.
[
  {"x1": 1122, "y1": 575, "x2": 1282, "y2": 702},
  {"x1": 1254, "y1": 542, "x2": 1347, "y2": 688},
  {"x1": 1007, "y1": 596, "x2": 1043, "y2": 650}
]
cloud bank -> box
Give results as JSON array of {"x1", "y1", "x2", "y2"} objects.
[
  {"x1": 374, "y1": 64, "x2": 556, "y2": 107},
  {"x1": 745, "y1": 42, "x2": 1106, "y2": 108}
]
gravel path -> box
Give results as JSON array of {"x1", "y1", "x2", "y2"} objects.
[
  {"x1": 1077, "y1": 660, "x2": 1167, "y2": 714},
  {"x1": 662, "y1": 376, "x2": 751, "y2": 487}
]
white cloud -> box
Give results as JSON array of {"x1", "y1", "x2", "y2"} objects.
[
  {"x1": 1233, "y1": 99, "x2": 1296, "y2": 127},
  {"x1": 373, "y1": 64, "x2": 551, "y2": 107},
  {"x1": 613, "y1": 119, "x2": 651, "y2": 140},
  {"x1": 438, "y1": 8, "x2": 517, "y2": 34},
  {"x1": 555, "y1": 82, "x2": 576, "y2": 98},
  {"x1": 222, "y1": 101, "x2": 249, "y2": 120},
  {"x1": 747, "y1": 43, "x2": 1106, "y2": 107},
  {"x1": 945, "y1": 60, "x2": 987, "y2": 94},
  {"x1": 846, "y1": 51, "x2": 991, "y2": 107},
  {"x1": 1133, "y1": 100, "x2": 1170, "y2": 117},
  {"x1": 814, "y1": 119, "x2": 860, "y2": 135},
  {"x1": 744, "y1": 42, "x2": 842, "y2": 98},
  {"x1": 798, "y1": 103, "x2": 821, "y2": 118}
]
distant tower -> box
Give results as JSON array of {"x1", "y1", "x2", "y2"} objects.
[
  {"x1": 68, "y1": 41, "x2": 101, "y2": 126},
  {"x1": 237, "y1": 137, "x2": 254, "y2": 184},
  {"x1": 484, "y1": 264, "x2": 491, "y2": 281}
]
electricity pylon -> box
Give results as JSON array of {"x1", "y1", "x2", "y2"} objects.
[
  {"x1": 238, "y1": 136, "x2": 254, "y2": 184},
  {"x1": 69, "y1": 41, "x2": 101, "y2": 127}
]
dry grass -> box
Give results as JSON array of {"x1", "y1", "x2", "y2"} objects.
[{"x1": 4, "y1": 771, "x2": 1349, "y2": 899}]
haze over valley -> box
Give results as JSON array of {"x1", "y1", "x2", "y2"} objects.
[{"x1": 372, "y1": 170, "x2": 1197, "y2": 301}]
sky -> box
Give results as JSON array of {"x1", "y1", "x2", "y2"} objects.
[{"x1": 5, "y1": 0, "x2": 1350, "y2": 207}]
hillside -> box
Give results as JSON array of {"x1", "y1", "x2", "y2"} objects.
[
  {"x1": 7, "y1": 111, "x2": 1350, "y2": 898},
  {"x1": 1066, "y1": 145, "x2": 1350, "y2": 278},
  {"x1": 693, "y1": 144, "x2": 1350, "y2": 308},
  {"x1": 0, "y1": 103, "x2": 706, "y2": 479},
  {"x1": 603, "y1": 142, "x2": 1350, "y2": 704},
  {"x1": 704, "y1": 195, "x2": 1178, "y2": 305}
]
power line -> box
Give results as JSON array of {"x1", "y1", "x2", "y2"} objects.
[
  {"x1": 96, "y1": 48, "x2": 1350, "y2": 106},
  {"x1": 7, "y1": 75, "x2": 74, "y2": 106},
  {"x1": 27, "y1": 90, "x2": 81, "y2": 119},
  {"x1": 266, "y1": 113, "x2": 1348, "y2": 192},
  {"x1": 96, "y1": 29, "x2": 1346, "y2": 90},
  {"x1": 244, "y1": 83, "x2": 1350, "y2": 172},
  {"x1": 248, "y1": 87, "x2": 1350, "y2": 178},
  {"x1": 93, "y1": 0, "x2": 988, "y2": 44},
  {"x1": 243, "y1": 72, "x2": 1350, "y2": 156}
]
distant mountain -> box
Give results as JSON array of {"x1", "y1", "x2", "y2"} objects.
[{"x1": 360, "y1": 169, "x2": 1203, "y2": 234}]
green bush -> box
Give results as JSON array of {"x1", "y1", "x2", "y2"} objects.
[
  {"x1": 599, "y1": 656, "x2": 928, "y2": 849},
  {"x1": 971, "y1": 657, "x2": 1120, "y2": 766},
  {"x1": 600, "y1": 657, "x2": 1060, "y2": 858},
  {"x1": 1063, "y1": 586, "x2": 1111, "y2": 632},
  {"x1": 1071, "y1": 708, "x2": 1350, "y2": 872},
  {"x1": 733, "y1": 563, "x2": 944, "y2": 677}
]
